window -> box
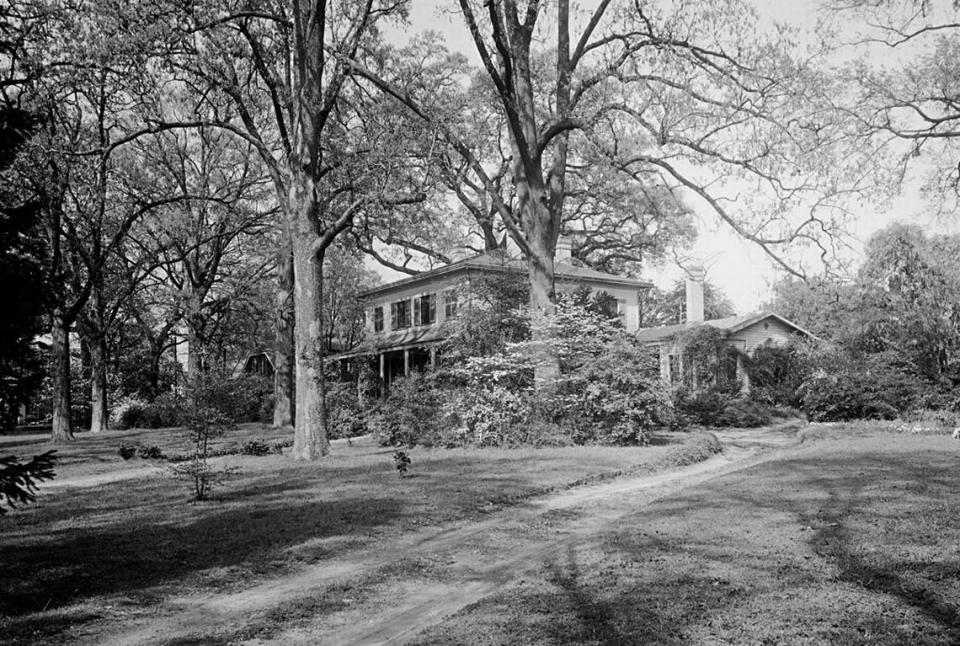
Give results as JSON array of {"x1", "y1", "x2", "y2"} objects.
[
  {"x1": 390, "y1": 299, "x2": 411, "y2": 330},
  {"x1": 373, "y1": 306, "x2": 384, "y2": 333},
  {"x1": 414, "y1": 294, "x2": 436, "y2": 326},
  {"x1": 444, "y1": 291, "x2": 459, "y2": 319},
  {"x1": 668, "y1": 354, "x2": 682, "y2": 384}
]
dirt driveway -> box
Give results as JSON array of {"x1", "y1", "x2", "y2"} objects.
[{"x1": 92, "y1": 426, "x2": 801, "y2": 646}]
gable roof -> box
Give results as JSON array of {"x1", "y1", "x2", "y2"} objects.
[
  {"x1": 361, "y1": 250, "x2": 651, "y2": 299},
  {"x1": 634, "y1": 311, "x2": 816, "y2": 344}
]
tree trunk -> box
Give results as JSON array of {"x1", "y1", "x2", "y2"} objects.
[
  {"x1": 88, "y1": 333, "x2": 108, "y2": 433},
  {"x1": 50, "y1": 314, "x2": 74, "y2": 442},
  {"x1": 526, "y1": 223, "x2": 559, "y2": 385},
  {"x1": 273, "y1": 240, "x2": 295, "y2": 428},
  {"x1": 290, "y1": 214, "x2": 329, "y2": 460}
]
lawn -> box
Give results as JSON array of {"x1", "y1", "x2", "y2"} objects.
[
  {"x1": 2, "y1": 424, "x2": 958, "y2": 645},
  {"x1": 410, "y1": 430, "x2": 960, "y2": 646},
  {"x1": 0, "y1": 424, "x2": 696, "y2": 645}
]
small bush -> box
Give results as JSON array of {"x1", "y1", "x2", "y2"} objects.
[
  {"x1": 118, "y1": 443, "x2": 137, "y2": 460},
  {"x1": 327, "y1": 381, "x2": 368, "y2": 439},
  {"x1": 715, "y1": 399, "x2": 773, "y2": 428},
  {"x1": 393, "y1": 450, "x2": 411, "y2": 476},
  {"x1": 240, "y1": 439, "x2": 272, "y2": 456},
  {"x1": 110, "y1": 397, "x2": 150, "y2": 430},
  {"x1": 137, "y1": 445, "x2": 163, "y2": 460},
  {"x1": 663, "y1": 433, "x2": 723, "y2": 467},
  {"x1": 368, "y1": 373, "x2": 446, "y2": 447}
]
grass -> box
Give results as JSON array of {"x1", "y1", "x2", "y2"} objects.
[
  {"x1": 6, "y1": 423, "x2": 956, "y2": 645},
  {"x1": 0, "y1": 424, "x2": 696, "y2": 644},
  {"x1": 410, "y1": 430, "x2": 960, "y2": 646}
]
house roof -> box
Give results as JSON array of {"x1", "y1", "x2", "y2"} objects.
[
  {"x1": 360, "y1": 250, "x2": 651, "y2": 299},
  {"x1": 634, "y1": 311, "x2": 816, "y2": 344},
  {"x1": 326, "y1": 324, "x2": 448, "y2": 361}
]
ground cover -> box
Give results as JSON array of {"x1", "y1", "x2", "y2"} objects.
[
  {"x1": 0, "y1": 424, "x2": 697, "y2": 645},
  {"x1": 411, "y1": 430, "x2": 960, "y2": 646}
]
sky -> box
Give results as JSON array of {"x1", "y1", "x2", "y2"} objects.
[{"x1": 379, "y1": 0, "x2": 959, "y2": 313}]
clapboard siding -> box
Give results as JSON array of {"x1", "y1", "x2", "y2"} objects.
[{"x1": 728, "y1": 318, "x2": 799, "y2": 353}]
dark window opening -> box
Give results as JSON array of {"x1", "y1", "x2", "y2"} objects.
[
  {"x1": 374, "y1": 306, "x2": 384, "y2": 333},
  {"x1": 414, "y1": 294, "x2": 436, "y2": 326},
  {"x1": 390, "y1": 300, "x2": 411, "y2": 330}
]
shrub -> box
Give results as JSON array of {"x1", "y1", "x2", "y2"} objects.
[
  {"x1": 188, "y1": 373, "x2": 272, "y2": 424},
  {"x1": 674, "y1": 387, "x2": 730, "y2": 427},
  {"x1": 118, "y1": 443, "x2": 137, "y2": 460},
  {"x1": 662, "y1": 433, "x2": 723, "y2": 467},
  {"x1": 327, "y1": 381, "x2": 368, "y2": 439},
  {"x1": 168, "y1": 404, "x2": 236, "y2": 501},
  {"x1": 110, "y1": 397, "x2": 151, "y2": 430},
  {"x1": 368, "y1": 372, "x2": 446, "y2": 447},
  {"x1": 797, "y1": 346, "x2": 925, "y2": 422},
  {"x1": 144, "y1": 392, "x2": 185, "y2": 428},
  {"x1": 240, "y1": 439, "x2": 272, "y2": 456},
  {"x1": 443, "y1": 384, "x2": 532, "y2": 447},
  {"x1": 556, "y1": 340, "x2": 676, "y2": 445},
  {"x1": 137, "y1": 445, "x2": 164, "y2": 460},
  {"x1": 744, "y1": 344, "x2": 804, "y2": 407},
  {"x1": 715, "y1": 399, "x2": 772, "y2": 428}
]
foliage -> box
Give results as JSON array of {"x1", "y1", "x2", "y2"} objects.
[
  {"x1": 714, "y1": 399, "x2": 774, "y2": 428},
  {"x1": 797, "y1": 344, "x2": 924, "y2": 422},
  {"x1": 368, "y1": 372, "x2": 446, "y2": 447},
  {"x1": 376, "y1": 297, "x2": 675, "y2": 447},
  {"x1": 110, "y1": 394, "x2": 183, "y2": 430},
  {"x1": 240, "y1": 439, "x2": 272, "y2": 457},
  {"x1": 555, "y1": 340, "x2": 675, "y2": 445},
  {"x1": 661, "y1": 434, "x2": 723, "y2": 468},
  {"x1": 671, "y1": 326, "x2": 741, "y2": 392},
  {"x1": 137, "y1": 445, "x2": 163, "y2": 460},
  {"x1": 441, "y1": 269, "x2": 530, "y2": 360},
  {"x1": 190, "y1": 373, "x2": 273, "y2": 425},
  {"x1": 0, "y1": 451, "x2": 56, "y2": 516},
  {"x1": 326, "y1": 381, "x2": 368, "y2": 439},
  {"x1": 167, "y1": 378, "x2": 240, "y2": 502},
  {"x1": 743, "y1": 344, "x2": 805, "y2": 407},
  {"x1": 0, "y1": 106, "x2": 48, "y2": 434},
  {"x1": 118, "y1": 443, "x2": 137, "y2": 460},
  {"x1": 392, "y1": 450, "x2": 411, "y2": 476}
]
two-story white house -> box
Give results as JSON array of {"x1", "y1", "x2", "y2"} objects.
[{"x1": 334, "y1": 243, "x2": 652, "y2": 388}]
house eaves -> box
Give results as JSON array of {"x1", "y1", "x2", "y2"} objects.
[{"x1": 360, "y1": 251, "x2": 651, "y2": 300}]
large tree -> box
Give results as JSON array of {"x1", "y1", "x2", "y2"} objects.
[
  {"x1": 165, "y1": 0, "x2": 425, "y2": 459},
  {"x1": 355, "y1": 0, "x2": 861, "y2": 383}
]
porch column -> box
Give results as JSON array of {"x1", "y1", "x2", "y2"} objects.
[
  {"x1": 403, "y1": 349, "x2": 410, "y2": 376},
  {"x1": 429, "y1": 347, "x2": 437, "y2": 368},
  {"x1": 379, "y1": 352, "x2": 385, "y2": 380}
]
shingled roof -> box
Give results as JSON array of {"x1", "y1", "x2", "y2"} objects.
[{"x1": 634, "y1": 311, "x2": 816, "y2": 344}]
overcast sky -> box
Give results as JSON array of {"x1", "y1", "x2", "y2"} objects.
[{"x1": 379, "y1": 0, "x2": 957, "y2": 313}]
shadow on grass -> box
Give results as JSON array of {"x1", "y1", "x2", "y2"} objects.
[
  {"x1": 1, "y1": 495, "x2": 401, "y2": 618},
  {"x1": 413, "y1": 446, "x2": 960, "y2": 646}
]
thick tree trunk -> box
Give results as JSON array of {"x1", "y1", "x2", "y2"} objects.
[
  {"x1": 525, "y1": 219, "x2": 559, "y2": 385},
  {"x1": 290, "y1": 229, "x2": 330, "y2": 460},
  {"x1": 273, "y1": 240, "x2": 295, "y2": 428},
  {"x1": 50, "y1": 314, "x2": 74, "y2": 442},
  {"x1": 88, "y1": 333, "x2": 108, "y2": 433}
]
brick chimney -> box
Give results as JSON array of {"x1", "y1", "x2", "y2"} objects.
[{"x1": 685, "y1": 265, "x2": 706, "y2": 323}]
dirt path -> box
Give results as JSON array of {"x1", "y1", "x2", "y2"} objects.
[{"x1": 96, "y1": 428, "x2": 802, "y2": 646}]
